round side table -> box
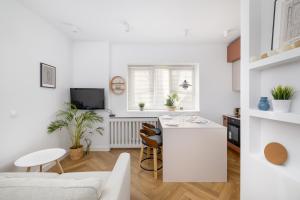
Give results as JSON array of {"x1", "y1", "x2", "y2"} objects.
[{"x1": 15, "y1": 148, "x2": 66, "y2": 173}]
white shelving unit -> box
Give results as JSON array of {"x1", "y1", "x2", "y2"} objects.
[
  {"x1": 249, "y1": 109, "x2": 300, "y2": 125},
  {"x1": 249, "y1": 47, "x2": 300, "y2": 70},
  {"x1": 241, "y1": 0, "x2": 300, "y2": 199}
]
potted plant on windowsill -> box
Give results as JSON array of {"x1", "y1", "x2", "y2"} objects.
[
  {"x1": 271, "y1": 85, "x2": 295, "y2": 113},
  {"x1": 165, "y1": 92, "x2": 179, "y2": 111},
  {"x1": 138, "y1": 102, "x2": 145, "y2": 111},
  {"x1": 47, "y1": 103, "x2": 103, "y2": 160}
]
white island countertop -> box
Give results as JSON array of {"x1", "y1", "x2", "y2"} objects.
[{"x1": 159, "y1": 115, "x2": 225, "y2": 129}]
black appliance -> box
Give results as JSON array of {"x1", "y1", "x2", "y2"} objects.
[
  {"x1": 70, "y1": 88, "x2": 105, "y2": 110},
  {"x1": 227, "y1": 117, "x2": 240, "y2": 147}
]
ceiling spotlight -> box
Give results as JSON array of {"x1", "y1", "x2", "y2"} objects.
[
  {"x1": 62, "y1": 22, "x2": 80, "y2": 34},
  {"x1": 224, "y1": 28, "x2": 239, "y2": 38},
  {"x1": 121, "y1": 21, "x2": 131, "y2": 32},
  {"x1": 184, "y1": 29, "x2": 189, "y2": 37}
]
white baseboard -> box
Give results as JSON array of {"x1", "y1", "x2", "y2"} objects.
[{"x1": 90, "y1": 145, "x2": 111, "y2": 152}]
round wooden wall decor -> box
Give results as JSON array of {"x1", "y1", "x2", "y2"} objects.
[
  {"x1": 264, "y1": 142, "x2": 288, "y2": 165},
  {"x1": 110, "y1": 76, "x2": 126, "y2": 95}
]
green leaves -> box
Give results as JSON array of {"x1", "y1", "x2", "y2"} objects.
[
  {"x1": 47, "y1": 103, "x2": 104, "y2": 148},
  {"x1": 165, "y1": 92, "x2": 179, "y2": 107},
  {"x1": 48, "y1": 120, "x2": 68, "y2": 133},
  {"x1": 271, "y1": 85, "x2": 295, "y2": 100}
]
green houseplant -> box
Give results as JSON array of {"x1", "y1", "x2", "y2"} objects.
[
  {"x1": 48, "y1": 103, "x2": 103, "y2": 160},
  {"x1": 165, "y1": 92, "x2": 179, "y2": 111},
  {"x1": 138, "y1": 102, "x2": 145, "y2": 111},
  {"x1": 271, "y1": 85, "x2": 295, "y2": 112}
]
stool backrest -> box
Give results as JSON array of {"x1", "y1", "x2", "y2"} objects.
[
  {"x1": 142, "y1": 126, "x2": 156, "y2": 136},
  {"x1": 139, "y1": 132, "x2": 158, "y2": 148},
  {"x1": 142, "y1": 123, "x2": 155, "y2": 129},
  {"x1": 141, "y1": 127, "x2": 156, "y2": 136}
]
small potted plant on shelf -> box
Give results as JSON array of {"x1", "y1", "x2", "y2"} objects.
[
  {"x1": 165, "y1": 92, "x2": 179, "y2": 111},
  {"x1": 271, "y1": 85, "x2": 295, "y2": 113},
  {"x1": 139, "y1": 102, "x2": 145, "y2": 111},
  {"x1": 48, "y1": 103, "x2": 103, "y2": 160}
]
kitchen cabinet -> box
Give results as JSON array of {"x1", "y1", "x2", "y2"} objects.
[
  {"x1": 227, "y1": 37, "x2": 240, "y2": 62},
  {"x1": 232, "y1": 60, "x2": 240, "y2": 92}
]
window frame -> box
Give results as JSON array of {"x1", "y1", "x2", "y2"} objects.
[{"x1": 127, "y1": 64, "x2": 200, "y2": 112}]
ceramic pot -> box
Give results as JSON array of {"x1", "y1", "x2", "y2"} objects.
[
  {"x1": 139, "y1": 106, "x2": 144, "y2": 111},
  {"x1": 70, "y1": 146, "x2": 84, "y2": 160},
  {"x1": 258, "y1": 97, "x2": 270, "y2": 111},
  {"x1": 272, "y1": 100, "x2": 292, "y2": 113},
  {"x1": 167, "y1": 106, "x2": 176, "y2": 111}
]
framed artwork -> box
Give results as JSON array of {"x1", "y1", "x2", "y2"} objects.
[
  {"x1": 272, "y1": 0, "x2": 300, "y2": 50},
  {"x1": 40, "y1": 63, "x2": 56, "y2": 88}
]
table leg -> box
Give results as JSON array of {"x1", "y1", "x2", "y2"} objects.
[
  {"x1": 39, "y1": 165, "x2": 42, "y2": 172},
  {"x1": 26, "y1": 167, "x2": 31, "y2": 172},
  {"x1": 56, "y1": 160, "x2": 64, "y2": 173}
]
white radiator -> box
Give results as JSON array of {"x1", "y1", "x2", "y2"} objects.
[{"x1": 109, "y1": 117, "x2": 158, "y2": 148}]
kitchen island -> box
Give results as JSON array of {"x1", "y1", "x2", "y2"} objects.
[{"x1": 159, "y1": 116, "x2": 227, "y2": 182}]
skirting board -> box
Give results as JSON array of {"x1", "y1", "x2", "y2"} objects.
[{"x1": 90, "y1": 145, "x2": 111, "y2": 152}]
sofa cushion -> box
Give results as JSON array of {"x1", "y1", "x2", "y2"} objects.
[
  {"x1": 59, "y1": 172, "x2": 111, "y2": 182},
  {"x1": 0, "y1": 177, "x2": 103, "y2": 200}
]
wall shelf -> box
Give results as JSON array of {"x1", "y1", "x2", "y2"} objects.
[
  {"x1": 249, "y1": 109, "x2": 300, "y2": 125},
  {"x1": 249, "y1": 47, "x2": 300, "y2": 71}
]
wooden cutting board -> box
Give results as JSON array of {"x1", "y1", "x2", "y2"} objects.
[{"x1": 264, "y1": 142, "x2": 288, "y2": 165}]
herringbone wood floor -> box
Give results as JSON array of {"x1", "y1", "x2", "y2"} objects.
[{"x1": 50, "y1": 149, "x2": 240, "y2": 200}]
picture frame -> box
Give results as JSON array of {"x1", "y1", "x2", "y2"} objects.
[
  {"x1": 272, "y1": 0, "x2": 300, "y2": 50},
  {"x1": 40, "y1": 63, "x2": 56, "y2": 88}
]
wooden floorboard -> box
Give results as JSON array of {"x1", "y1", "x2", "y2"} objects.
[{"x1": 49, "y1": 148, "x2": 240, "y2": 200}]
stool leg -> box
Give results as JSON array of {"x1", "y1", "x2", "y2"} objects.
[
  {"x1": 153, "y1": 148, "x2": 158, "y2": 179},
  {"x1": 146, "y1": 147, "x2": 151, "y2": 158},
  {"x1": 139, "y1": 144, "x2": 144, "y2": 166}
]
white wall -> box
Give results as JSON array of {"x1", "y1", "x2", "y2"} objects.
[
  {"x1": 72, "y1": 41, "x2": 110, "y2": 150},
  {"x1": 72, "y1": 42, "x2": 240, "y2": 149},
  {"x1": 110, "y1": 43, "x2": 240, "y2": 123},
  {"x1": 0, "y1": 0, "x2": 72, "y2": 171}
]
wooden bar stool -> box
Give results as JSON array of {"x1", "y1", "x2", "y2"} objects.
[
  {"x1": 139, "y1": 129, "x2": 162, "y2": 179},
  {"x1": 142, "y1": 123, "x2": 161, "y2": 135}
]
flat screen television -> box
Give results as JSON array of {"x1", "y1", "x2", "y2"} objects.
[{"x1": 70, "y1": 88, "x2": 105, "y2": 110}]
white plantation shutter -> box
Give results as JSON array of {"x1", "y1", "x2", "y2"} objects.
[{"x1": 128, "y1": 65, "x2": 196, "y2": 110}]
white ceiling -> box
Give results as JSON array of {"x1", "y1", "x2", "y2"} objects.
[{"x1": 18, "y1": 0, "x2": 240, "y2": 43}]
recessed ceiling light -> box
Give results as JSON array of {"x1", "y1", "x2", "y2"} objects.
[
  {"x1": 62, "y1": 22, "x2": 80, "y2": 34},
  {"x1": 120, "y1": 20, "x2": 131, "y2": 33}
]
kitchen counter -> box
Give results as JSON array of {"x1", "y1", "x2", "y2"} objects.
[{"x1": 159, "y1": 115, "x2": 227, "y2": 182}]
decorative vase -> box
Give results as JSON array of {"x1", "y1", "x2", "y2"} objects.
[
  {"x1": 167, "y1": 106, "x2": 176, "y2": 111},
  {"x1": 258, "y1": 97, "x2": 270, "y2": 111},
  {"x1": 272, "y1": 100, "x2": 292, "y2": 113},
  {"x1": 70, "y1": 146, "x2": 84, "y2": 160}
]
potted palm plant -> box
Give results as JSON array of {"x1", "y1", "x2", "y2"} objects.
[
  {"x1": 165, "y1": 92, "x2": 179, "y2": 111},
  {"x1": 48, "y1": 103, "x2": 103, "y2": 160},
  {"x1": 271, "y1": 85, "x2": 295, "y2": 113}
]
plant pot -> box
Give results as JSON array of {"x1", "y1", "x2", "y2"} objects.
[
  {"x1": 166, "y1": 106, "x2": 176, "y2": 111},
  {"x1": 139, "y1": 107, "x2": 144, "y2": 111},
  {"x1": 69, "y1": 146, "x2": 84, "y2": 160},
  {"x1": 272, "y1": 100, "x2": 292, "y2": 113}
]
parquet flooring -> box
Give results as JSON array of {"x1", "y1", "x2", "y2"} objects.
[{"x1": 49, "y1": 149, "x2": 240, "y2": 200}]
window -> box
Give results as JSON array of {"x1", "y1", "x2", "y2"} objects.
[{"x1": 128, "y1": 65, "x2": 198, "y2": 111}]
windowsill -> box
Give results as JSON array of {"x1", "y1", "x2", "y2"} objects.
[{"x1": 127, "y1": 110, "x2": 200, "y2": 113}]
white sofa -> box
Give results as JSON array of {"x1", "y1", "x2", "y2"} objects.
[{"x1": 0, "y1": 153, "x2": 130, "y2": 200}]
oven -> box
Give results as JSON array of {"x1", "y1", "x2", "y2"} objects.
[{"x1": 227, "y1": 117, "x2": 240, "y2": 147}]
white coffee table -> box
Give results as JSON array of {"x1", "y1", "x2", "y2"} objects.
[{"x1": 15, "y1": 148, "x2": 66, "y2": 173}]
